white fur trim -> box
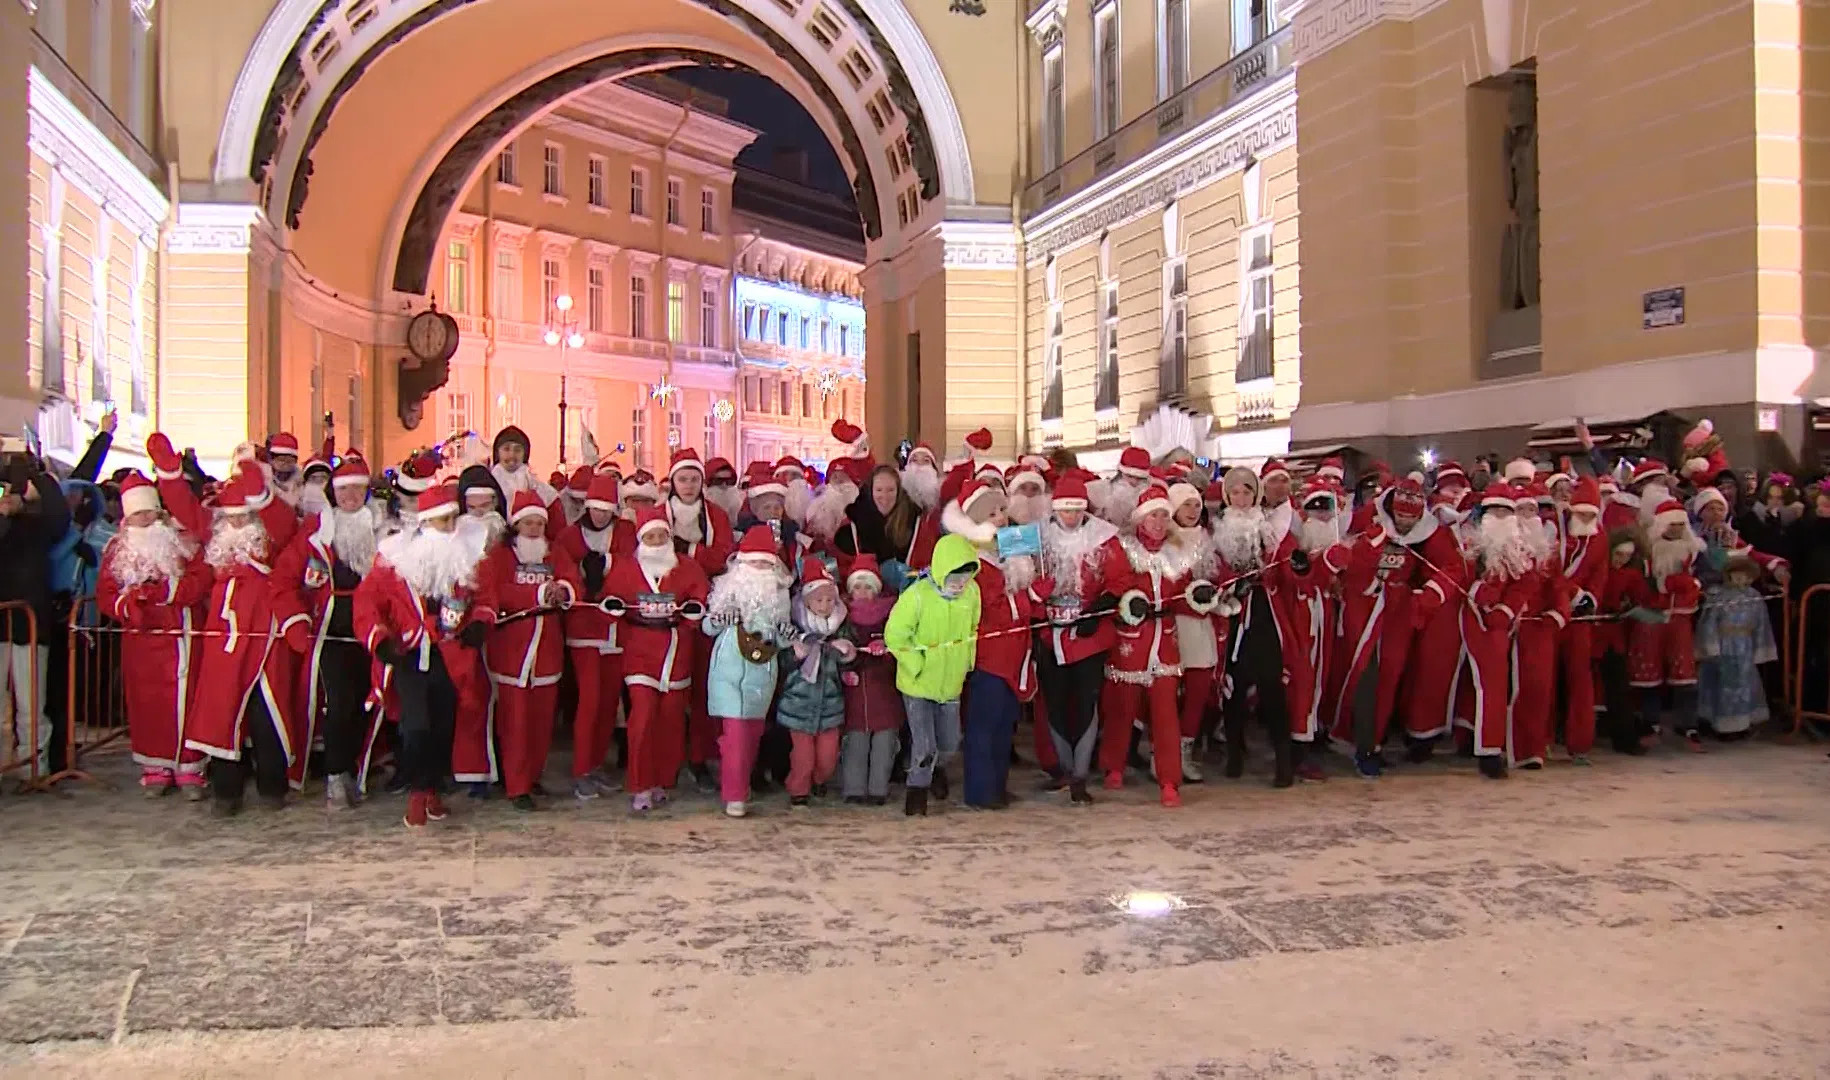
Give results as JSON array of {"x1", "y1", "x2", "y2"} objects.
[
  {"x1": 584, "y1": 497, "x2": 616, "y2": 512},
  {"x1": 669, "y1": 457, "x2": 705, "y2": 478},
  {"x1": 1503, "y1": 458, "x2": 1536, "y2": 483},
  {"x1": 1133, "y1": 494, "x2": 1171, "y2": 520},
  {"x1": 332, "y1": 473, "x2": 371, "y2": 489},
  {"x1": 1118, "y1": 464, "x2": 1150, "y2": 480},
  {"x1": 621, "y1": 480, "x2": 661, "y2": 503},
  {"x1": 1654, "y1": 506, "x2": 1691, "y2": 529},
  {"x1": 1688, "y1": 488, "x2": 1727, "y2": 516},
  {"x1": 746, "y1": 480, "x2": 788, "y2": 500},
  {"x1": 1051, "y1": 496, "x2": 1088, "y2": 511},
  {"x1": 396, "y1": 471, "x2": 434, "y2": 494},
  {"x1": 122, "y1": 485, "x2": 160, "y2": 516},
  {"x1": 417, "y1": 502, "x2": 460, "y2": 522},
  {"x1": 637, "y1": 517, "x2": 673, "y2": 539},
  {"x1": 1184, "y1": 579, "x2": 1219, "y2": 615},
  {"x1": 1168, "y1": 483, "x2": 1201, "y2": 510},
  {"x1": 510, "y1": 502, "x2": 548, "y2": 525},
  {"x1": 941, "y1": 499, "x2": 999, "y2": 547}
]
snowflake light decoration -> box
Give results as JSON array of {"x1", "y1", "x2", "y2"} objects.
[
  {"x1": 816, "y1": 370, "x2": 839, "y2": 400},
  {"x1": 712, "y1": 398, "x2": 735, "y2": 423},
  {"x1": 650, "y1": 378, "x2": 678, "y2": 405}
]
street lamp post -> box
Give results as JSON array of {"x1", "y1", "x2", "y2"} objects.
[{"x1": 545, "y1": 294, "x2": 586, "y2": 467}]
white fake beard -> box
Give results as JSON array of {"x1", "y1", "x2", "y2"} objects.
[
  {"x1": 1475, "y1": 514, "x2": 1532, "y2": 579},
  {"x1": 300, "y1": 481, "x2": 330, "y2": 517},
  {"x1": 1215, "y1": 505, "x2": 1272, "y2": 569},
  {"x1": 111, "y1": 519, "x2": 196, "y2": 588},
  {"x1": 1517, "y1": 513, "x2": 1551, "y2": 564},
  {"x1": 670, "y1": 497, "x2": 705, "y2": 544},
  {"x1": 204, "y1": 518, "x2": 269, "y2": 570},
  {"x1": 1298, "y1": 514, "x2": 1339, "y2": 555},
  {"x1": 1043, "y1": 516, "x2": 1115, "y2": 595},
  {"x1": 1649, "y1": 532, "x2": 1704, "y2": 584},
  {"x1": 1002, "y1": 553, "x2": 1037, "y2": 595},
  {"x1": 1098, "y1": 477, "x2": 1146, "y2": 524},
  {"x1": 580, "y1": 520, "x2": 612, "y2": 555},
  {"x1": 1007, "y1": 492, "x2": 1050, "y2": 526},
  {"x1": 804, "y1": 484, "x2": 854, "y2": 543},
  {"x1": 1637, "y1": 482, "x2": 1671, "y2": 526},
  {"x1": 513, "y1": 535, "x2": 549, "y2": 565},
  {"x1": 709, "y1": 563, "x2": 792, "y2": 632},
  {"x1": 332, "y1": 506, "x2": 378, "y2": 576},
  {"x1": 270, "y1": 468, "x2": 303, "y2": 508},
  {"x1": 1568, "y1": 513, "x2": 1599, "y2": 538},
  {"x1": 706, "y1": 484, "x2": 744, "y2": 521},
  {"x1": 783, "y1": 479, "x2": 814, "y2": 524},
  {"x1": 901, "y1": 464, "x2": 940, "y2": 510},
  {"x1": 380, "y1": 527, "x2": 479, "y2": 600},
  {"x1": 636, "y1": 541, "x2": 679, "y2": 580},
  {"x1": 456, "y1": 512, "x2": 505, "y2": 562}
]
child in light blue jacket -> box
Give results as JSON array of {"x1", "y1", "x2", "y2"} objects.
[{"x1": 702, "y1": 525, "x2": 793, "y2": 817}]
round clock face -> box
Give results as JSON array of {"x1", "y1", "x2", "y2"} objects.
[{"x1": 407, "y1": 310, "x2": 453, "y2": 362}]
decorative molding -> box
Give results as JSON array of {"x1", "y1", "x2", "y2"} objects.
[
  {"x1": 26, "y1": 66, "x2": 167, "y2": 245},
  {"x1": 582, "y1": 239, "x2": 619, "y2": 264},
  {"x1": 1290, "y1": 0, "x2": 1454, "y2": 66},
  {"x1": 446, "y1": 211, "x2": 481, "y2": 240},
  {"x1": 939, "y1": 220, "x2": 1018, "y2": 271},
  {"x1": 1026, "y1": 0, "x2": 1065, "y2": 49},
  {"x1": 168, "y1": 203, "x2": 262, "y2": 255},
  {"x1": 489, "y1": 219, "x2": 533, "y2": 249},
  {"x1": 281, "y1": 256, "x2": 410, "y2": 347},
  {"x1": 1023, "y1": 77, "x2": 1297, "y2": 262},
  {"x1": 532, "y1": 228, "x2": 576, "y2": 255},
  {"x1": 626, "y1": 251, "x2": 661, "y2": 272}
]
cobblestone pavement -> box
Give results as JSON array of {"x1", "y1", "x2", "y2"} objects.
[{"x1": 1, "y1": 739, "x2": 1827, "y2": 1078}]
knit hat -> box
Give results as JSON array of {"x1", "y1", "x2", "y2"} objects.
[
  {"x1": 416, "y1": 484, "x2": 460, "y2": 521},
  {"x1": 584, "y1": 472, "x2": 619, "y2": 512},
  {"x1": 119, "y1": 473, "x2": 160, "y2": 517},
  {"x1": 846, "y1": 554, "x2": 883, "y2": 592},
  {"x1": 492, "y1": 425, "x2": 531, "y2": 460},
  {"x1": 1132, "y1": 483, "x2": 1172, "y2": 520},
  {"x1": 1168, "y1": 482, "x2": 1202, "y2": 512}
]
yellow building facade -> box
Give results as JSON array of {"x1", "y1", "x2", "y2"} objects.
[{"x1": 4, "y1": 0, "x2": 1825, "y2": 476}]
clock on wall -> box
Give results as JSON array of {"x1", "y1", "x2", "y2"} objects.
[{"x1": 407, "y1": 306, "x2": 461, "y2": 363}]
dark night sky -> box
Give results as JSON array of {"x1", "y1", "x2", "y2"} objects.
[{"x1": 669, "y1": 66, "x2": 856, "y2": 203}]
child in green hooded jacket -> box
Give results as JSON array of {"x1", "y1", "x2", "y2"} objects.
[{"x1": 884, "y1": 533, "x2": 980, "y2": 816}]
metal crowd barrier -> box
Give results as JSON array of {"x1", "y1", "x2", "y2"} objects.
[
  {"x1": 1786, "y1": 584, "x2": 1830, "y2": 740},
  {"x1": 48, "y1": 605, "x2": 129, "y2": 786}
]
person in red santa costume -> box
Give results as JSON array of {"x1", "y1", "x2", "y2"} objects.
[
  {"x1": 601, "y1": 505, "x2": 710, "y2": 811},
  {"x1": 1099, "y1": 483, "x2": 1220, "y2": 806},
  {"x1": 735, "y1": 461, "x2": 814, "y2": 570},
  {"x1": 274, "y1": 457, "x2": 385, "y2": 807},
  {"x1": 1167, "y1": 482, "x2": 1219, "y2": 784},
  {"x1": 805, "y1": 455, "x2": 864, "y2": 549},
  {"x1": 612, "y1": 470, "x2": 661, "y2": 553},
  {"x1": 941, "y1": 478, "x2": 1050, "y2": 809},
  {"x1": 1331, "y1": 476, "x2": 1463, "y2": 775},
  {"x1": 664, "y1": 447, "x2": 734, "y2": 789},
  {"x1": 354, "y1": 483, "x2": 498, "y2": 828},
  {"x1": 1036, "y1": 472, "x2": 1117, "y2": 803},
  {"x1": 481, "y1": 491, "x2": 581, "y2": 810},
  {"x1": 1209, "y1": 467, "x2": 1315, "y2": 789},
  {"x1": 704, "y1": 457, "x2": 744, "y2": 522},
  {"x1": 1003, "y1": 462, "x2": 1051, "y2": 529},
  {"x1": 1454, "y1": 485, "x2": 1537, "y2": 778},
  {"x1": 1508, "y1": 484, "x2": 1573, "y2": 770},
  {"x1": 829, "y1": 417, "x2": 877, "y2": 477},
  {"x1": 145, "y1": 433, "x2": 299, "y2": 552},
  {"x1": 557, "y1": 472, "x2": 626, "y2": 799},
  {"x1": 552, "y1": 466, "x2": 593, "y2": 530},
  {"x1": 1091, "y1": 446, "x2": 1153, "y2": 526},
  {"x1": 1258, "y1": 458, "x2": 1296, "y2": 548},
  {"x1": 1291, "y1": 478, "x2": 1351, "y2": 779},
  {"x1": 96, "y1": 474, "x2": 213, "y2": 798},
  {"x1": 182, "y1": 476, "x2": 313, "y2": 814},
  {"x1": 773, "y1": 456, "x2": 815, "y2": 525},
  {"x1": 261, "y1": 431, "x2": 308, "y2": 511},
  {"x1": 1553, "y1": 476, "x2": 1610, "y2": 762},
  {"x1": 901, "y1": 442, "x2": 943, "y2": 511},
  {"x1": 1629, "y1": 497, "x2": 1706, "y2": 749}
]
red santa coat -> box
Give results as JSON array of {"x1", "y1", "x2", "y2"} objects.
[
  {"x1": 906, "y1": 508, "x2": 943, "y2": 571},
  {"x1": 1455, "y1": 563, "x2": 1534, "y2": 756},
  {"x1": 972, "y1": 558, "x2": 1043, "y2": 701},
  {"x1": 603, "y1": 553, "x2": 710, "y2": 691},
  {"x1": 670, "y1": 498, "x2": 736, "y2": 579},
  {"x1": 481, "y1": 543, "x2": 582, "y2": 687},
  {"x1": 1040, "y1": 517, "x2": 1118, "y2": 665},
  {"x1": 273, "y1": 509, "x2": 387, "y2": 772},
  {"x1": 96, "y1": 536, "x2": 212, "y2": 772},
  {"x1": 1332, "y1": 503, "x2": 1464, "y2": 741},
  {"x1": 183, "y1": 550, "x2": 312, "y2": 785},
  {"x1": 1099, "y1": 532, "x2": 1208, "y2": 684},
  {"x1": 557, "y1": 521, "x2": 621, "y2": 656}
]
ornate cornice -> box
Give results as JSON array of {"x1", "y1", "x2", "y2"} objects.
[
  {"x1": 1290, "y1": 0, "x2": 1453, "y2": 66},
  {"x1": 281, "y1": 257, "x2": 409, "y2": 346},
  {"x1": 1023, "y1": 79, "x2": 1297, "y2": 262},
  {"x1": 939, "y1": 220, "x2": 1017, "y2": 271},
  {"x1": 168, "y1": 203, "x2": 262, "y2": 255},
  {"x1": 1026, "y1": 0, "x2": 1065, "y2": 51},
  {"x1": 26, "y1": 66, "x2": 167, "y2": 244}
]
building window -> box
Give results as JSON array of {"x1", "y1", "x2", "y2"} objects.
[
  {"x1": 495, "y1": 144, "x2": 518, "y2": 187},
  {"x1": 704, "y1": 412, "x2": 719, "y2": 456},
  {"x1": 630, "y1": 168, "x2": 648, "y2": 218},
  {"x1": 667, "y1": 281, "x2": 685, "y2": 342},
  {"x1": 1041, "y1": 301, "x2": 1064, "y2": 424},
  {"x1": 631, "y1": 407, "x2": 648, "y2": 470},
  {"x1": 758, "y1": 376, "x2": 774, "y2": 415},
  {"x1": 1160, "y1": 257, "x2": 1188, "y2": 397},
  {"x1": 779, "y1": 379, "x2": 792, "y2": 416},
  {"x1": 743, "y1": 302, "x2": 757, "y2": 340},
  {"x1": 1235, "y1": 0, "x2": 1277, "y2": 48},
  {"x1": 493, "y1": 249, "x2": 519, "y2": 321},
  {"x1": 586, "y1": 266, "x2": 605, "y2": 333},
  {"x1": 1159, "y1": 0, "x2": 1190, "y2": 99},
  {"x1": 700, "y1": 285, "x2": 718, "y2": 348},
  {"x1": 541, "y1": 257, "x2": 563, "y2": 319},
  {"x1": 818, "y1": 319, "x2": 831, "y2": 354},
  {"x1": 542, "y1": 143, "x2": 563, "y2": 197},
  {"x1": 445, "y1": 240, "x2": 469, "y2": 314},
  {"x1": 802, "y1": 383, "x2": 815, "y2": 417},
  {"x1": 1237, "y1": 226, "x2": 1274, "y2": 382},
  {"x1": 1097, "y1": 282, "x2": 1120, "y2": 413},
  {"x1": 630, "y1": 274, "x2": 648, "y2": 338},
  {"x1": 700, "y1": 189, "x2": 717, "y2": 233},
  {"x1": 666, "y1": 178, "x2": 683, "y2": 227},
  {"x1": 446, "y1": 391, "x2": 472, "y2": 434},
  {"x1": 347, "y1": 373, "x2": 364, "y2": 452},
  {"x1": 587, "y1": 156, "x2": 607, "y2": 208},
  {"x1": 1094, "y1": 2, "x2": 1120, "y2": 139},
  {"x1": 838, "y1": 324, "x2": 850, "y2": 356},
  {"x1": 669, "y1": 406, "x2": 685, "y2": 448},
  {"x1": 777, "y1": 310, "x2": 790, "y2": 345},
  {"x1": 744, "y1": 375, "x2": 760, "y2": 412},
  {"x1": 1042, "y1": 45, "x2": 1066, "y2": 171},
  {"x1": 800, "y1": 315, "x2": 812, "y2": 350}
]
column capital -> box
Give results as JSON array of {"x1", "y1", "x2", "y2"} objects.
[{"x1": 1025, "y1": 0, "x2": 1065, "y2": 50}]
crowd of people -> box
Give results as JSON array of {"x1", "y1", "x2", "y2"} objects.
[{"x1": 0, "y1": 411, "x2": 1814, "y2": 826}]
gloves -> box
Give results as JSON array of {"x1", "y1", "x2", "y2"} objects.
[
  {"x1": 864, "y1": 639, "x2": 888, "y2": 656},
  {"x1": 1571, "y1": 595, "x2": 1597, "y2": 619},
  {"x1": 599, "y1": 595, "x2": 627, "y2": 616},
  {"x1": 1121, "y1": 592, "x2": 1153, "y2": 626},
  {"x1": 146, "y1": 432, "x2": 181, "y2": 475},
  {"x1": 678, "y1": 599, "x2": 707, "y2": 620},
  {"x1": 1028, "y1": 575, "x2": 1057, "y2": 602},
  {"x1": 458, "y1": 621, "x2": 488, "y2": 647},
  {"x1": 581, "y1": 553, "x2": 606, "y2": 596},
  {"x1": 374, "y1": 638, "x2": 405, "y2": 665},
  {"x1": 1289, "y1": 549, "x2": 1310, "y2": 574},
  {"x1": 283, "y1": 621, "x2": 312, "y2": 655},
  {"x1": 1189, "y1": 582, "x2": 1219, "y2": 608}
]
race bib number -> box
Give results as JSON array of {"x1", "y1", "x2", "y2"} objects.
[
  {"x1": 304, "y1": 556, "x2": 330, "y2": 590},
  {"x1": 1046, "y1": 596, "x2": 1083, "y2": 625},
  {"x1": 1376, "y1": 547, "x2": 1407, "y2": 581},
  {"x1": 439, "y1": 595, "x2": 468, "y2": 631},
  {"x1": 514, "y1": 562, "x2": 553, "y2": 587},
  {"x1": 636, "y1": 592, "x2": 675, "y2": 620}
]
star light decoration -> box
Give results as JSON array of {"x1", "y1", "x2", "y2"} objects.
[
  {"x1": 649, "y1": 377, "x2": 678, "y2": 405},
  {"x1": 816, "y1": 369, "x2": 839, "y2": 401}
]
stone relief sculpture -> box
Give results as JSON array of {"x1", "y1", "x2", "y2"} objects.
[{"x1": 1500, "y1": 77, "x2": 1539, "y2": 310}]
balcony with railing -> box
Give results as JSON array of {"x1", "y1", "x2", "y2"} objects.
[
  {"x1": 1022, "y1": 25, "x2": 1292, "y2": 218},
  {"x1": 452, "y1": 315, "x2": 737, "y2": 368}
]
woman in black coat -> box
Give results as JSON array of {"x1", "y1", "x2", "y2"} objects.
[{"x1": 833, "y1": 465, "x2": 921, "y2": 571}]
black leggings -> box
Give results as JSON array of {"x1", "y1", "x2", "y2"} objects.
[
  {"x1": 210, "y1": 690, "x2": 290, "y2": 801},
  {"x1": 394, "y1": 652, "x2": 457, "y2": 794},
  {"x1": 319, "y1": 639, "x2": 372, "y2": 776}
]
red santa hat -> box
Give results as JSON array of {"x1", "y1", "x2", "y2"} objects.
[
  {"x1": 1259, "y1": 458, "x2": 1291, "y2": 485},
  {"x1": 584, "y1": 472, "x2": 620, "y2": 512},
  {"x1": 119, "y1": 473, "x2": 161, "y2": 517},
  {"x1": 416, "y1": 483, "x2": 461, "y2": 522},
  {"x1": 773, "y1": 456, "x2": 806, "y2": 481},
  {"x1": 706, "y1": 457, "x2": 736, "y2": 482},
  {"x1": 1389, "y1": 477, "x2": 1428, "y2": 515},
  {"x1": 1314, "y1": 456, "x2": 1345, "y2": 484},
  {"x1": 1688, "y1": 487, "x2": 1728, "y2": 518},
  {"x1": 1117, "y1": 446, "x2": 1152, "y2": 480},
  {"x1": 266, "y1": 432, "x2": 301, "y2": 458},
  {"x1": 1514, "y1": 485, "x2": 1543, "y2": 512},
  {"x1": 1629, "y1": 459, "x2": 1670, "y2": 488},
  {"x1": 1502, "y1": 457, "x2": 1536, "y2": 485},
  {"x1": 595, "y1": 457, "x2": 624, "y2": 480},
  {"x1": 831, "y1": 418, "x2": 867, "y2": 452},
  {"x1": 1005, "y1": 463, "x2": 1046, "y2": 494},
  {"x1": 1547, "y1": 458, "x2": 1575, "y2": 491},
  {"x1": 1435, "y1": 460, "x2": 1468, "y2": 488},
  {"x1": 331, "y1": 458, "x2": 370, "y2": 490},
  {"x1": 735, "y1": 523, "x2": 783, "y2": 566},
  {"x1": 1300, "y1": 479, "x2": 1339, "y2": 510},
  {"x1": 1652, "y1": 498, "x2": 1690, "y2": 530},
  {"x1": 1051, "y1": 473, "x2": 1090, "y2": 511},
  {"x1": 846, "y1": 553, "x2": 884, "y2": 592},
  {"x1": 1598, "y1": 472, "x2": 1620, "y2": 493},
  {"x1": 635, "y1": 505, "x2": 672, "y2": 541},
  {"x1": 1132, "y1": 483, "x2": 1172, "y2": 520},
  {"x1": 302, "y1": 455, "x2": 333, "y2": 481},
  {"x1": 396, "y1": 449, "x2": 443, "y2": 495},
  {"x1": 908, "y1": 442, "x2": 939, "y2": 468},
  {"x1": 235, "y1": 459, "x2": 272, "y2": 510},
  {"x1": 962, "y1": 427, "x2": 993, "y2": 459},
  {"x1": 1168, "y1": 482, "x2": 1202, "y2": 513},
  {"x1": 800, "y1": 555, "x2": 838, "y2": 595},
  {"x1": 956, "y1": 478, "x2": 1003, "y2": 521},
  {"x1": 621, "y1": 471, "x2": 661, "y2": 504},
  {"x1": 1679, "y1": 418, "x2": 1730, "y2": 484},
  {"x1": 1479, "y1": 482, "x2": 1517, "y2": 510},
  {"x1": 1570, "y1": 476, "x2": 1602, "y2": 514},
  {"x1": 547, "y1": 470, "x2": 567, "y2": 490},
  {"x1": 507, "y1": 489, "x2": 547, "y2": 526},
  {"x1": 744, "y1": 461, "x2": 788, "y2": 500},
  {"x1": 828, "y1": 456, "x2": 864, "y2": 488},
  {"x1": 668, "y1": 447, "x2": 705, "y2": 479},
  {"x1": 566, "y1": 466, "x2": 593, "y2": 495}
]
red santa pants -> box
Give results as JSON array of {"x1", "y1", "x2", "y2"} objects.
[
  {"x1": 496, "y1": 683, "x2": 557, "y2": 798},
  {"x1": 1180, "y1": 666, "x2": 1216, "y2": 738},
  {"x1": 1627, "y1": 616, "x2": 1697, "y2": 688},
  {"x1": 453, "y1": 685, "x2": 497, "y2": 784},
  {"x1": 625, "y1": 685, "x2": 687, "y2": 793},
  {"x1": 1558, "y1": 624, "x2": 1597, "y2": 755},
  {"x1": 1459, "y1": 617, "x2": 1513, "y2": 757},
  {"x1": 688, "y1": 642, "x2": 719, "y2": 766},
  {"x1": 1510, "y1": 621, "x2": 1558, "y2": 767},
  {"x1": 568, "y1": 648, "x2": 623, "y2": 779},
  {"x1": 1100, "y1": 676, "x2": 1182, "y2": 788}
]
